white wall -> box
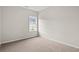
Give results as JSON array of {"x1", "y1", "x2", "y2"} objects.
[
  {"x1": 0, "y1": 7, "x2": 2, "y2": 44},
  {"x1": 39, "y1": 6, "x2": 79, "y2": 48},
  {"x1": 2, "y1": 6, "x2": 38, "y2": 44}
]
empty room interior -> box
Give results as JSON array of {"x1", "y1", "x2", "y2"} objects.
[{"x1": 0, "y1": 6, "x2": 79, "y2": 52}]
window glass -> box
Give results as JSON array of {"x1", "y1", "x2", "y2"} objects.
[{"x1": 29, "y1": 16, "x2": 37, "y2": 32}]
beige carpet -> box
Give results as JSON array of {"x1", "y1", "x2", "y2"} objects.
[{"x1": 0, "y1": 37, "x2": 79, "y2": 52}]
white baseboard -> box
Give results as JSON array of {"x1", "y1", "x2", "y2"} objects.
[
  {"x1": 2, "y1": 38, "x2": 23, "y2": 44},
  {"x1": 2, "y1": 36, "x2": 38, "y2": 44},
  {"x1": 49, "y1": 38, "x2": 79, "y2": 49},
  {"x1": 40, "y1": 33, "x2": 79, "y2": 49}
]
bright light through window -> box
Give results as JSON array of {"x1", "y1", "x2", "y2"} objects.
[{"x1": 29, "y1": 16, "x2": 37, "y2": 32}]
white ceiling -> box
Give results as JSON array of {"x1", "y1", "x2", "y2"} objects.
[{"x1": 24, "y1": 6, "x2": 48, "y2": 12}]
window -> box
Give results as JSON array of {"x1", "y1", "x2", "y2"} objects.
[{"x1": 29, "y1": 16, "x2": 37, "y2": 32}]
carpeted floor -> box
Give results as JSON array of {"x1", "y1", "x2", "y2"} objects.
[{"x1": 0, "y1": 37, "x2": 79, "y2": 52}]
